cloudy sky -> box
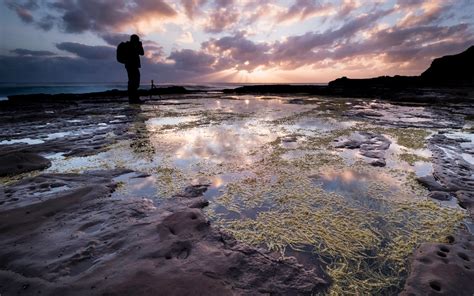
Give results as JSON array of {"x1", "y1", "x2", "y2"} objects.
[{"x1": 0, "y1": 0, "x2": 473, "y2": 83}]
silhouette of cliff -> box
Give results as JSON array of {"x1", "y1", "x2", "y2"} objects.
[
  {"x1": 224, "y1": 45, "x2": 473, "y2": 101},
  {"x1": 421, "y1": 45, "x2": 474, "y2": 85},
  {"x1": 329, "y1": 45, "x2": 474, "y2": 88}
]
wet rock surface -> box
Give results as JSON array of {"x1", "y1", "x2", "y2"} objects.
[
  {"x1": 0, "y1": 100, "x2": 133, "y2": 157},
  {"x1": 405, "y1": 132, "x2": 474, "y2": 295},
  {"x1": 401, "y1": 231, "x2": 474, "y2": 296},
  {"x1": 334, "y1": 131, "x2": 391, "y2": 166},
  {"x1": 0, "y1": 152, "x2": 51, "y2": 176},
  {"x1": 0, "y1": 170, "x2": 328, "y2": 296},
  {"x1": 0, "y1": 88, "x2": 197, "y2": 161},
  {"x1": 428, "y1": 191, "x2": 453, "y2": 201},
  {"x1": 343, "y1": 101, "x2": 465, "y2": 129},
  {"x1": 417, "y1": 133, "x2": 474, "y2": 216},
  {"x1": 0, "y1": 170, "x2": 130, "y2": 211}
]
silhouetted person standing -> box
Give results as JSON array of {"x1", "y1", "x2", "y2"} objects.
[{"x1": 123, "y1": 34, "x2": 144, "y2": 104}]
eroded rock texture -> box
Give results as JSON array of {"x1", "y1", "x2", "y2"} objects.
[
  {"x1": 417, "y1": 133, "x2": 474, "y2": 217},
  {"x1": 334, "y1": 131, "x2": 391, "y2": 167},
  {"x1": 407, "y1": 133, "x2": 474, "y2": 295},
  {"x1": 401, "y1": 232, "x2": 474, "y2": 296},
  {"x1": 0, "y1": 152, "x2": 51, "y2": 176},
  {"x1": 0, "y1": 170, "x2": 328, "y2": 296}
]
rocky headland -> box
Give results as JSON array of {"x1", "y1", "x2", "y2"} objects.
[{"x1": 224, "y1": 46, "x2": 474, "y2": 102}]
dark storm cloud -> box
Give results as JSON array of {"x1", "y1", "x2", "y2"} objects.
[
  {"x1": 37, "y1": 15, "x2": 57, "y2": 31},
  {"x1": 203, "y1": 33, "x2": 271, "y2": 70},
  {"x1": 56, "y1": 42, "x2": 115, "y2": 60},
  {"x1": 11, "y1": 48, "x2": 56, "y2": 57},
  {"x1": 323, "y1": 24, "x2": 474, "y2": 71},
  {"x1": 55, "y1": 0, "x2": 176, "y2": 33},
  {"x1": 168, "y1": 49, "x2": 215, "y2": 72},
  {"x1": 100, "y1": 33, "x2": 132, "y2": 46},
  {"x1": 5, "y1": 0, "x2": 38, "y2": 23},
  {"x1": 0, "y1": 51, "x2": 212, "y2": 83},
  {"x1": 98, "y1": 34, "x2": 166, "y2": 62},
  {"x1": 270, "y1": 9, "x2": 394, "y2": 67},
  {"x1": 373, "y1": 24, "x2": 470, "y2": 50},
  {"x1": 7, "y1": 0, "x2": 177, "y2": 33},
  {"x1": 0, "y1": 54, "x2": 124, "y2": 83},
  {"x1": 0, "y1": 40, "x2": 219, "y2": 83}
]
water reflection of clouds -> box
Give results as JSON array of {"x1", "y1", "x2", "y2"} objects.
[
  {"x1": 315, "y1": 169, "x2": 409, "y2": 210},
  {"x1": 112, "y1": 173, "x2": 158, "y2": 200},
  {"x1": 155, "y1": 122, "x2": 279, "y2": 165}
]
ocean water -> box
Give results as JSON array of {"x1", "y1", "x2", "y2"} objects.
[
  {"x1": 0, "y1": 83, "x2": 127, "y2": 101},
  {"x1": 0, "y1": 82, "x2": 326, "y2": 101}
]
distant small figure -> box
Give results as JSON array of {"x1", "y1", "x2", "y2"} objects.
[
  {"x1": 149, "y1": 79, "x2": 162, "y2": 99},
  {"x1": 117, "y1": 34, "x2": 144, "y2": 104}
]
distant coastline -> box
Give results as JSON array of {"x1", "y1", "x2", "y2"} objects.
[
  {"x1": 0, "y1": 82, "x2": 328, "y2": 99},
  {"x1": 2, "y1": 45, "x2": 472, "y2": 101}
]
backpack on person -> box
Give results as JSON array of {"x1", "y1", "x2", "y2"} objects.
[{"x1": 116, "y1": 42, "x2": 129, "y2": 64}]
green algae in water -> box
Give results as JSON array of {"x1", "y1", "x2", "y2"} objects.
[
  {"x1": 205, "y1": 116, "x2": 464, "y2": 295},
  {"x1": 34, "y1": 94, "x2": 466, "y2": 295},
  {"x1": 216, "y1": 170, "x2": 465, "y2": 295},
  {"x1": 382, "y1": 128, "x2": 431, "y2": 150},
  {"x1": 399, "y1": 153, "x2": 431, "y2": 166}
]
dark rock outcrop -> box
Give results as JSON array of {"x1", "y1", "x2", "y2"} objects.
[
  {"x1": 331, "y1": 46, "x2": 474, "y2": 88},
  {"x1": 0, "y1": 152, "x2": 51, "y2": 176},
  {"x1": 428, "y1": 191, "x2": 453, "y2": 201},
  {"x1": 223, "y1": 46, "x2": 474, "y2": 101},
  {"x1": 401, "y1": 231, "x2": 474, "y2": 296},
  {"x1": 223, "y1": 84, "x2": 329, "y2": 95},
  {"x1": 415, "y1": 133, "x2": 474, "y2": 220},
  {"x1": 417, "y1": 134, "x2": 474, "y2": 200},
  {"x1": 421, "y1": 46, "x2": 474, "y2": 85},
  {"x1": 328, "y1": 75, "x2": 420, "y2": 89},
  {"x1": 0, "y1": 170, "x2": 328, "y2": 296}
]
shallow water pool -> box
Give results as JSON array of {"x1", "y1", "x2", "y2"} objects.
[{"x1": 34, "y1": 94, "x2": 471, "y2": 295}]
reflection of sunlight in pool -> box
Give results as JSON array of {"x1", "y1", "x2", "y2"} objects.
[
  {"x1": 147, "y1": 116, "x2": 199, "y2": 127},
  {"x1": 315, "y1": 169, "x2": 398, "y2": 195},
  {"x1": 112, "y1": 172, "x2": 158, "y2": 200},
  {"x1": 311, "y1": 169, "x2": 410, "y2": 212},
  {"x1": 149, "y1": 121, "x2": 282, "y2": 167}
]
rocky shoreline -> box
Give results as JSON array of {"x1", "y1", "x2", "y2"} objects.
[
  {"x1": 0, "y1": 169, "x2": 328, "y2": 295},
  {"x1": 402, "y1": 132, "x2": 474, "y2": 295}
]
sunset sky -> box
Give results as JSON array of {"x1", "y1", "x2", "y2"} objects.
[{"x1": 0, "y1": 0, "x2": 473, "y2": 83}]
